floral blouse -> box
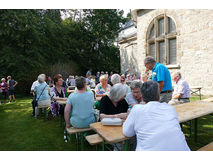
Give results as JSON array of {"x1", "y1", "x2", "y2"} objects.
[{"x1": 95, "y1": 83, "x2": 111, "y2": 95}]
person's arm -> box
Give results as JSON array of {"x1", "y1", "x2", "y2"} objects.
[
  {"x1": 158, "y1": 81, "x2": 165, "y2": 93},
  {"x1": 123, "y1": 107, "x2": 136, "y2": 137},
  {"x1": 172, "y1": 93, "x2": 183, "y2": 99},
  {"x1": 53, "y1": 97, "x2": 67, "y2": 101},
  {"x1": 64, "y1": 103, "x2": 72, "y2": 128},
  {"x1": 99, "y1": 96, "x2": 127, "y2": 120},
  {"x1": 7, "y1": 81, "x2": 9, "y2": 88},
  {"x1": 14, "y1": 81, "x2": 18, "y2": 87},
  {"x1": 100, "y1": 113, "x2": 127, "y2": 120}
]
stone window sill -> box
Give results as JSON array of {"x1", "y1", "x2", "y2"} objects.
[{"x1": 166, "y1": 64, "x2": 180, "y2": 69}]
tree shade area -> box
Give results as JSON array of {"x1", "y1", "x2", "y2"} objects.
[{"x1": 0, "y1": 9, "x2": 128, "y2": 95}]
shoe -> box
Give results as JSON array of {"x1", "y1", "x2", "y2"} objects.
[
  {"x1": 13, "y1": 100, "x2": 16, "y2": 102},
  {"x1": 7, "y1": 102, "x2": 11, "y2": 104},
  {"x1": 34, "y1": 116, "x2": 38, "y2": 119}
]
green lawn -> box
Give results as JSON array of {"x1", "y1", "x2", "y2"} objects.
[
  {"x1": 0, "y1": 96, "x2": 212, "y2": 151},
  {"x1": 0, "y1": 98, "x2": 95, "y2": 151}
]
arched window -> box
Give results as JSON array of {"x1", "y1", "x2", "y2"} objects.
[{"x1": 147, "y1": 15, "x2": 177, "y2": 65}]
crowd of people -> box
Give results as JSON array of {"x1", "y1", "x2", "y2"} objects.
[
  {"x1": 29, "y1": 55, "x2": 191, "y2": 151},
  {"x1": 0, "y1": 76, "x2": 18, "y2": 104}
]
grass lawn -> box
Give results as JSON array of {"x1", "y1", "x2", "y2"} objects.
[
  {"x1": 0, "y1": 97, "x2": 95, "y2": 151},
  {"x1": 0, "y1": 96, "x2": 212, "y2": 151}
]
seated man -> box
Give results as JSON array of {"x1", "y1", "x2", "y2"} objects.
[
  {"x1": 123, "y1": 81, "x2": 190, "y2": 151},
  {"x1": 126, "y1": 80, "x2": 144, "y2": 107},
  {"x1": 169, "y1": 72, "x2": 190, "y2": 105}
]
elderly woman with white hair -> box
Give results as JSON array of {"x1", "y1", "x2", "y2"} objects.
[
  {"x1": 95, "y1": 75, "x2": 111, "y2": 97},
  {"x1": 110, "y1": 74, "x2": 121, "y2": 86},
  {"x1": 126, "y1": 80, "x2": 144, "y2": 108},
  {"x1": 0, "y1": 78, "x2": 8, "y2": 103},
  {"x1": 34, "y1": 74, "x2": 50, "y2": 119},
  {"x1": 99, "y1": 83, "x2": 129, "y2": 120}
]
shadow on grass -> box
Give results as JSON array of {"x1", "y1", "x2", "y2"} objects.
[{"x1": 0, "y1": 98, "x2": 96, "y2": 151}]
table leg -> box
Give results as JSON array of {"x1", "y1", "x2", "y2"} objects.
[
  {"x1": 199, "y1": 89, "x2": 201, "y2": 100},
  {"x1": 44, "y1": 108, "x2": 47, "y2": 121},
  {"x1": 189, "y1": 120, "x2": 192, "y2": 138},
  {"x1": 123, "y1": 140, "x2": 129, "y2": 151},
  {"x1": 80, "y1": 132, "x2": 84, "y2": 151},
  {"x1": 194, "y1": 118, "x2": 198, "y2": 142},
  {"x1": 102, "y1": 140, "x2": 105, "y2": 151}
]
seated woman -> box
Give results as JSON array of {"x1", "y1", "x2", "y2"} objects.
[
  {"x1": 110, "y1": 74, "x2": 121, "y2": 86},
  {"x1": 50, "y1": 74, "x2": 67, "y2": 117},
  {"x1": 126, "y1": 80, "x2": 144, "y2": 108},
  {"x1": 64, "y1": 76, "x2": 95, "y2": 128},
  {"x1": 99, "y1": 83, "x2": 128, "y2": 120},
  {"x1": 95, "y1": 75, "x2": 111, "y2": 97},
  {"x1": 34, "y1": 74, "x2": 50, "y2": 119}
]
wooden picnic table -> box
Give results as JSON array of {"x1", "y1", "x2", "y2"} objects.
[
  {"x1": 67, "y1": 89, "x2": 76, "y2": 93},
  {"x1": 174, "y1": 101, "x2": 213, "y2": 123},
  {"x1": 201, "y1": 97, "x2": 213, "y2": 102},
  {"x1": 198, "y1": 142, "x2": 213, "y2": 151},
  {"x1": 190, "y1": 86, "x2": 202, "y2": 100},
  {"x1": 95, "y1": 96, "x2": 102, "y2": 101},
  {"x1": 90, "y1": 122, "x2": 129, "y2": 151},
  {"x1": 56, "y1": 100, "x2": 67, "y2": 105},
  {"x1": 90, "y1": 101, "x2": 213, "y2": 150},
  {"x1": 68, "y1": 86, "x2": 75, "y2": 90},
  {"x1": 174, "y1": 101, "x2": 213, "y2": 142}
]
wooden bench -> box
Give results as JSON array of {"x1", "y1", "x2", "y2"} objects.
[
  {"x1": 66, "y1": 127, "x2": 92, "y2": 151},
  {"x1": 36, "y1": 105, "x2": 49, "y2": 120},
  {"x1": 66, "y1": 127, "x2": 92, "y2": 134},
  {"x1": 198, "y1": 142, "x2": 213, "y2": 151},
  {"x1": 85, "y1": 134, "x2": 103, "y2": 145}
]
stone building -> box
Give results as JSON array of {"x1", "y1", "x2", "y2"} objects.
[{"x1": 118, "y1": 9, "x2": 213, "y2": 95}]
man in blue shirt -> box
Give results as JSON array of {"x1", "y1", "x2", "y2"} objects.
[{"x1": 144, "y1": 56, "x2": 172, "y2": 103}]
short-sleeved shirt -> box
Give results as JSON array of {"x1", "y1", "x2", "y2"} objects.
[
  {"x1": 173, "y1": 78, "x2": 190, "y2": 98},
  {"x1": 152, "y1": 62, "x2": 172, "y2": 92},
  {"x1": 67, "y1": 91, "x2": 95, "y2": 128},
  {"x1": 34, "y1": 83, "x2": 50, "y2": 101},
  {"x1": 100, "y1": 95, "x2": 128, "y2": 115},
  {"x1": 8, "y1": 79, "x2": 16, "y2": 90},
  {"x1": 86, "y1": 70, "x2": 91, "y2": 76},
  {"x1": 0, "y1": 82, "x2": 8, "y2": 92},
  {"x1": 123, "y1": 102, "x2": 190, "y2": 151},
  {"x1": 95, "y1": 83, "x2": 111, "y2": 95},
  {"x1": 31, "y1": 80, "x2": 40, "y2": 91}
]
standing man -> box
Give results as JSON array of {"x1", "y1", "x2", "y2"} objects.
[
  {"x1": 86, "y1": 68, "x2": 92, "y2": 78},
  {"x1": 7, "y1": 76, "x2": 18, "y2": 103},
  {"x1": 144, "y1": 56, "x2": 172, "y2": 103}
]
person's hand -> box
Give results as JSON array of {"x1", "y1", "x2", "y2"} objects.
[
  {"x1": 118, "y1": 113, "x2": 127, "y2": 119},
  {"x1": 66, "y1": 124, "x2": 71, "y2": 129}
]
